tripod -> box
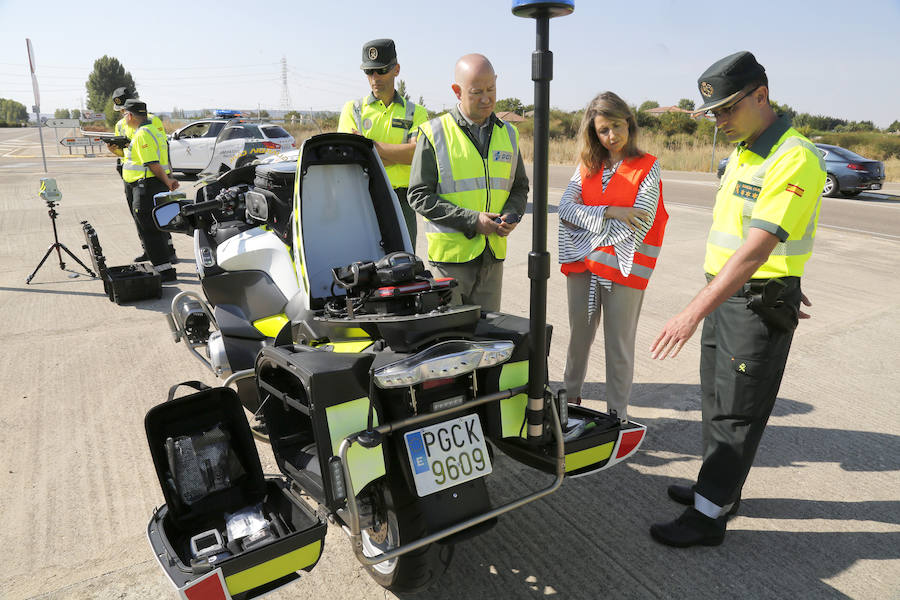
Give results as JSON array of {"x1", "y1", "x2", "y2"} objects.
[{"x1": 26, "y1": 201, "x2": 96, "y2": 283}]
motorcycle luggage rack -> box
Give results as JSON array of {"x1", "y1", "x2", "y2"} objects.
[{"x1": 336, "y1": 384, "x2": 566, "y2": 566}]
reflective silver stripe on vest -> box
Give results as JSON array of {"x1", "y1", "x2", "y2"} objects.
[
  {"x1": 423, "y1": 220, "x2": 459, "y2": 234},
  {"x1": 403, "y1": 99, "x2": 416, "y2": 142},
  {"x1": 430, "y1": 117, "x2": 454, "y2": 193},
  {"x1": 638, "y1": 242, "x2": 662, "y2": 258},
  {"x1": 584, "y1": 249, "x2": 654, "y2": 279},
  {"x1": 749, "y1": 136, "x2": 825, "y2": 187},
  {"x1": 502, "y1": 121, "x2": 518, "y2": 192},
  {"x1": 707, "y1": 230, "x2": 815, "y2": 256},
  {"x1": 353, "y1": 99, "x2": 363, "y2": 132}
]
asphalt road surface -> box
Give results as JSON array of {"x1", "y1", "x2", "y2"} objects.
[{"x1": 1, "y1": 130, "x2": 898, "y2": 599}]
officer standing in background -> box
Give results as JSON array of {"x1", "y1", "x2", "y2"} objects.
[
  {"x1": 408, "y1": 54, "x2": 529, "y2": 312},
  {"x1": 108, "y1": 87, "x2": 175, "y2": 262},
  {"x1": 338, "y1": 39, "x2": 428, "y2": 246},
  {"x1": 649, "y1": 51, "x2": 826, "y2": 547},
  {"x1": 119, "y1": 99, "x2": 180, "y2": 282}
]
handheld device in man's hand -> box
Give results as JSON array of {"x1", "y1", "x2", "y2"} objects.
[{"x1": 493, "y1": 214, "x2": 521, "y2": 224}]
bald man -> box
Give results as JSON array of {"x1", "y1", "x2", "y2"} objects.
[{"x1": 408, "y1": 54, "x2": 529, "y2": 311}]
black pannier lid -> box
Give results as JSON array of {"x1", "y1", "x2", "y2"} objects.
[{"x1": 144, "y1": 386, "x2": 266, "y2": 525}]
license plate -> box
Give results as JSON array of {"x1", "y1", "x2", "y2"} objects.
[{"x1": 404, "y1": 414, "x2": 492, "y2": 497}]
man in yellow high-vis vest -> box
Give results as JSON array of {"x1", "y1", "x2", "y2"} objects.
[
  {"x1": 338, "y1": 39, "x2": 428, "y2": 246},
  {"x1": 649, "y1": 51, "x2": 826, "y2": 547},
  {"x1": 120, "y1": 99, "x2": 180, "y2": 282},
  {"x1": 408, "y1": 54, "x2": 529, "y2": 312},
  {"x1": 108, "y1": 87, "x2": 174, "y2": 262}
]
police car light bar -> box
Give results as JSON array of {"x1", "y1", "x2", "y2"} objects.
[
  {"x1": 374, "y1": 340, "x2": 515, "y2": 389},
  {"x1": 215, "y1": 109, "x2": 242, "y2": 118}
]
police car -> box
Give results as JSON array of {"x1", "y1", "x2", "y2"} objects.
[{"x1": 168, "y1": 110, "x2": 296, "y2": 175}]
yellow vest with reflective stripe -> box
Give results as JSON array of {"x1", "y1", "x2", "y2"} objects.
[
  {"x1": 122, "y1": 122, "x2": 171, "y2": 183},
  {"x1": 705, "y1": 128, "x2": 825, "y2": 278},
  {"x1": 338, "y1": 95, "x2": 427, "y2": 188},
  {"x1": 419, "y1": 113, "x2": 519, "y2": 263},
  {"x1": 117, "y1": 114, "x2": 170, "y2": 177}
]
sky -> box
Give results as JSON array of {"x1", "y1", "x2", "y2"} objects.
[{"x1": 1, "y1": 0, "x2": 898, "y2": 127}]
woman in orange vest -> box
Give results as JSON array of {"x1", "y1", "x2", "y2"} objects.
[{"x1": 557, "y1": 91, "x2": 668, "y2": 422}]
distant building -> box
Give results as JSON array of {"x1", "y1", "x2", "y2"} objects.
[
  {"x1": 496, "y1": 111, "x2": 526, "y2": 123},
  {"x1": 644, "y1": 106, "x2": 692, "y2": 116}
]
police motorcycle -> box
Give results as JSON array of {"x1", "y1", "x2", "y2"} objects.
[{"x1": 143, "y1": 5, "x2": 641, "y2": 597}]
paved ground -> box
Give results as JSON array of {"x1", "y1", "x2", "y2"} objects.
[{"x1": 0, "y1": 151, "x2": 898, "y2": 600}]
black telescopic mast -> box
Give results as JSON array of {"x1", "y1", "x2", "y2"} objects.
[{"x1": 511, "y1": 1, "x2": 574, "y2": 443}]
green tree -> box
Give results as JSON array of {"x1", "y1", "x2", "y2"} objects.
[
  {"x1": 659, "y1": 112, "x2": 697, "y2": 136},
  {"x1": 396, "y1": 79, "x2": 410, "y2": 101},
  {"x1": 71, "y1": 108, "x2": 81, "y2": 119},
  {"x1": 86, "y1": 56, "x2": 136, "y2": 112},
  {"x1": 495, "y1": 97, "x2": 524, "y2": 114},
  {"x1": 639, "y1": 100, "x2": 659, "y2": 112},
  {"x1": 259, "y1": 109, "x2": 270, "y2": 119},
  {"x1": 887, "y1": 120, "x2": 900, "y2": 133},
  {"x1": 769, "y1": 100, "x2": 796, "y2": 121},
  {"x1": 677, "y1": 98, "x2": 695, "y2": 111},
  {"x1": 54, "y1": 108, "x2": 71, "y2": 119},
  {"x1": 0, "y1": 98, "x2": 29, "y2": 124}
]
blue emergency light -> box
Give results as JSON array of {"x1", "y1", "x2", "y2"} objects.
[
  {"x1": 511, "y1": 0, "x2": 573, "y2": 18},
  {"x1": 214, "y1": 109, "x2": 242, "y2": 119}
]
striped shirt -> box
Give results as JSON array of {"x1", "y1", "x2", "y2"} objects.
[{"x1": 558, "y1": 158, "x2": 661, "y2": 315}]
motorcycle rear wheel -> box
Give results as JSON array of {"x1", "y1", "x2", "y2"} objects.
[{"x1": 360, "y1": 489, "x2": 454, "y2": 593}]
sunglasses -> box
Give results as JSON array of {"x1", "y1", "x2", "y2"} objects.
[
  {"x1": 363, "y1": 65, "x2": 394, "y2": 76},
  {"x1": 705, "y1": 86, "x2": 759, "y2": 119}
]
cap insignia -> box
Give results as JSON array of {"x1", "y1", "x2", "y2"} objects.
[
  {"x1": 700, "y1": 82, "x2": 714, "y2": 98},
  {"x1": 368, "y1": 47, "x2": 378, "y2": 61}
]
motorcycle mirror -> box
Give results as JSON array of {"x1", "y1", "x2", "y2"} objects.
[
  {"x1": 153, "y1": 201, "x2": 190, "y2": 233},
  {"x1": 244, "y1": 190, "x2": 269, "y2": 222}
]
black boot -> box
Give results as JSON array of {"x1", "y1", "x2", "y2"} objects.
[
  {"x1": 667, "y1": 484, "x2": 741, "y2": 517},
  {"x1": 650, "y1": 507, "x2": 726, "y2": 548}
]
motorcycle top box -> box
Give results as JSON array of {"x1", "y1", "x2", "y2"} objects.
[{"x1": 145, "y1": 384, "x2": 326, "y2": 599}]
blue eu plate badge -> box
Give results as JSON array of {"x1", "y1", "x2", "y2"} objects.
[{"x1": 406, "y1": 431, "x2": 430, "y2": 474}]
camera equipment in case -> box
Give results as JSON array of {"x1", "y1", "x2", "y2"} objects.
[
  {"x1": 145, "y1": 382, "x2": 326, "y2": 599},
  {"x1": 81, "y1": 220, "x2": 162, "y2": 304}
]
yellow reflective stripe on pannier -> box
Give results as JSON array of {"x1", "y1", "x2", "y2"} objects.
[
  {"x1": 564, "y1": 441, "x2": 615, "y2": 472},
  {"x1": 328, "y1": 340, "x2": 374, "y2": 353},
  {"x1": 253, "y1": 313, "x2": 289, "y2": 338},
  {"x1": 224, "y1": 540, "x2": 323, "y2": 594},
  {"x1": 498, "y1": 360, "x2": 528, "y2": 438},
  {"x1": 326, "y1": 397, "x2": 386, "y2": 492}
]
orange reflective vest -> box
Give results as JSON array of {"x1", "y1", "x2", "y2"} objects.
[{"x1": 561, "y1": 153, "x2": 667, "y2": 290}]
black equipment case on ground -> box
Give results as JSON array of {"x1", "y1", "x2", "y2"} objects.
[
  {"x1": 145, "y1": 384, "x2": 327, "y2": 599},
  {"x1": 81, "y1": 220, "x2": 162, "y2": 304}
]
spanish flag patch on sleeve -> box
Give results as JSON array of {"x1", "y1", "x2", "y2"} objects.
[{"x1": 785, "y1": 183, "x2": 804, "y2": 197}]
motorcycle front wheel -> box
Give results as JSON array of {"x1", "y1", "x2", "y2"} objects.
[{"x1": 360, "y1": 488, "x2": 454, "y2": 593}]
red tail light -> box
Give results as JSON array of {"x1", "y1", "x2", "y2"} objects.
[
  {"x1": 422, "y1": 377, "x2": 456, "y2": 390},
  {"x1": 263, "y1": 141, "x2": 279, "y2": 150},
  {"x1": 847, "y1": 163, "x2": 867, "y2": 171}
]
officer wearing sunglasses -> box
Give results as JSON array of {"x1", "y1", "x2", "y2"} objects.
[{"x1": 338, "y1": 39, "x2": 428, "y2": 246}]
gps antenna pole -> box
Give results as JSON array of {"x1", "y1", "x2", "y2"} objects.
[{"x1": 512, "y1": 1, "x2": 574, "y2": 444}]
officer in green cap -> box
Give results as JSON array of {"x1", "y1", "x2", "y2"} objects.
[
  {"x1": 338, "y1": 38, "x2": 428, "y2": 246},
  {"x1": 648, "y1": 51, "x2": 826, "y2": 547}
]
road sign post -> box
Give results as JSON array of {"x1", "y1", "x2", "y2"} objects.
[{"x1": 26, "y1": 38, "x2": 47, "y2": 173}]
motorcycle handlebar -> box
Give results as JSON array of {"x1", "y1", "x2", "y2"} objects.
[{"x1": 181, "y1": 198, "x2": 224, "y2": 216}]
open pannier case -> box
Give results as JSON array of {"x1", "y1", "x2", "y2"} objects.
[{"x1": 145, "y1": 385, "x2": 326, "y2": 599}]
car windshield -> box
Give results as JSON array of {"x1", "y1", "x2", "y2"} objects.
[{"x1": 261, "y1": 125, "x2": 290, "y2": 139}]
